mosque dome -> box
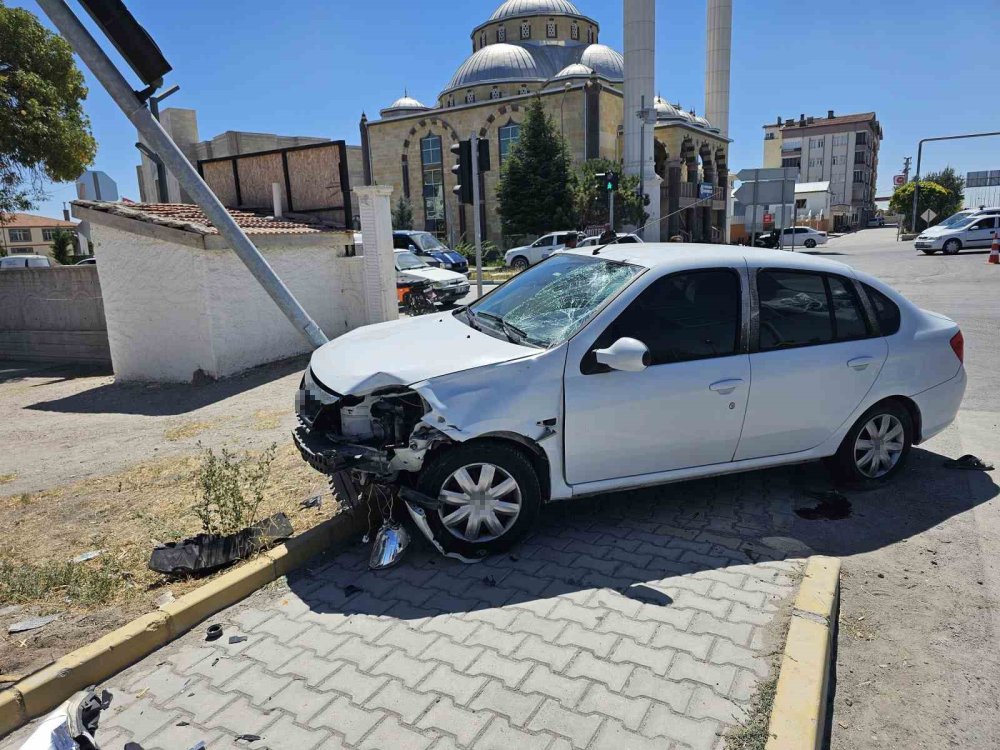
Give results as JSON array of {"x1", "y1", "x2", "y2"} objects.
[
  {"x1": 553, "y1": 63, "x2": 593, "y2": 79},
  {"x1": 379, "y1": 93, "x2": 430, "y2": 118},
  {"x1": 443, "y1": 43, "x2": 545, "y2": 95},
  {"x1": 653, "y1": 96, "x2": 682, "y2": 121},
  {"x1": 488, "y1": 0, "x2": 584, "y2": 22},
  {"x1": 579, "y1": 44, "x2": 624, "y2": 81}
]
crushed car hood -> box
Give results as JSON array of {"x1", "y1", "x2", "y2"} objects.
[
  {"x1": 309, "y1": 312, "x2": 538, "y2": 395},
  {"x1": 410, "y1": 266, "x2": 467, "y2": 283}
]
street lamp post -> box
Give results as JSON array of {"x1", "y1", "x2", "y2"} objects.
[
  {"x1": 145, "y1": 84, "x2": 180, "y2": 202},
  {"x1": 910, "y1": 130, "x2": 1000, "y2": 232}
]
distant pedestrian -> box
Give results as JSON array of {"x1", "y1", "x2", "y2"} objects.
[
  {"x1": 599, "y1": 225, "x2": 616, "y2": 245},
  {"x1": 564, "y1": 233, "x2": 579, "y2": 250}
]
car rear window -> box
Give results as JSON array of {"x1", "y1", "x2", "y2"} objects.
[{"x1": 863, "y1": 284, "x2": 901, "y2": 336}]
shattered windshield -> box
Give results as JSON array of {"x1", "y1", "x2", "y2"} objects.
[
  {"x1": 395, "y1": 252, "x2": 430, "y2": 271},
  {"x1": 413, "y1": 232, "x2": 446, "y2": 251},
  {"x1": 466, "y1": 255, "x2": 643, "y2": 348}
]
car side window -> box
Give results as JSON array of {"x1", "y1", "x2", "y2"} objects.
[
  {"x1": 392, "y1": 235, "x2": 409, "y2": 250},
  {"x1": 970, "y1": 218, "x2": 996, "y2": 230},
  {"x1": 795, "y1": 228, "x2": 810, "y2": 234},
  {"x1": 826, "y1": 275, "x2": 869, "y2": 340},
  {"x1": 588, "y1": 269, "x2": 741, "y2": 370},
  {"x1": 862, "y1": 283, "x2": 901, "y2": 336},
  {"x1": 757, "y1": 270, "x2": 833, "y2": 350}
]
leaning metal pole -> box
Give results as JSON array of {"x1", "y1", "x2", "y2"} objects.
[{"x1": 38, "y1": 0, "x2": 328, "y2": 349}]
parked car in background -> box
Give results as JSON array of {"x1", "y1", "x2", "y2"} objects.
[
  {"x1": 914, "y1": 214, "x2": 999, "y2": 255},
  {"x1": 75, "y1": 257, "x2": 96, "y2": 265},
  {"x1": 295, "y1": 244, "x2": 965, "y2": 556},
  {"x1": 393, "y1": 231, "x2": 469, "y2": 274},
  {"x1": 504, "y1": 231, "x2": 580, "y2": 271},
  {"x1": 0, "y1": 255, "x2": 52, "y2": 269},
  {"x1": 394, "y1": 250, "x2": 470, "y2": 306},
  {"x1": 576, "y1": 233, "x2": 643, "y2": 248},
  {"x1": 777, "y1": 227, "x2": 828, "y2": 249},
  {"x1": 754, "y1": 231, "x2": 780, "y2": 249},
  {"x1": 867, "y1": 216, "x2": 885, "y2": 227}
]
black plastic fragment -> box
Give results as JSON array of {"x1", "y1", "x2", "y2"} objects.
[
  {"x1": 943, "y1": 454, "x2": 994, "y2": 471},
  {"x1": 229, "y1": 635, "x2": 248, "y2": 644},
  {"x1": 205, "y1": 624, "x2": 223, "y2": 642},
  {"x1": 148, "y1": 513, "x2": 294, "y2": 575}
]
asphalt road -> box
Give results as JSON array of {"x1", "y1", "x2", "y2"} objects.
[{"x1": 810, "y1": 228, "x2": 1000, "y2": 749}]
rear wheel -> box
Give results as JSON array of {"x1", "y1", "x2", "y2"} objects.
[
  {"x1": 510, "y1": 256, "x2": 529, "y2": 272},
  {"x1": 943, "y1": 239, "x2": 962, "y2": 255},
  {"x1": 417, "y1": 441, "x2": 542, "y2": 557},
  {"x1": 804, "y1": 238, "x2": 817, "y2": 249},
  {"x1": 828, "y1": 401, "x2": 913, "y2": 485}
]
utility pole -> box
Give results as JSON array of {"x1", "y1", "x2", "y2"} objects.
[
  {"x1": 39, "y1": 0, "x2": 328, "y2": 349},
  {"x1": 610, "y1": 188, "x2": 616, "y2": 231},
  {"x1": 470, "y1": 133, "x2": 483, "y2": 298},
  {"x1": 902, "y1": 156, "x2": 912, "y2": 183}
]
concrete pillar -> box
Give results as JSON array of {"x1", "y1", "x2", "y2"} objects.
[
  {"x1": 686, "y1": 157, "x2": 699, "y2": 241},
  {"x1": 716, "y1": 163, "x2": 729, "y2": 243},
  {"x1": 702, "y1": 158, "x2": 716, "y2": 242},
  {"x1": 705, "y1": 0, "x2": 733, "y2": 138},
  {"x1": 356, "y1": 185, "x2": 399, "y2": 325},
  {"x1": 667, "y1": 158, "x2": 682, "y2": 239},
  {"x1": 623, "y1": 0, "x2": 661, "y2": 240}
]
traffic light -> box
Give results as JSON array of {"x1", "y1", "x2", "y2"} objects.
[
  {"x1": 451, "y1": 140, "x2": 472, "y2": 205},
  {"x1": 477, "y1": 138, "x2": 491, "y2": 174},
  {"x1": 595, "y1": 171, "x2": 619, "y2": 193}
]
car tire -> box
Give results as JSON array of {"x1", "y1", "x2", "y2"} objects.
[
  {"x1": 943, "y1": 239, "x2": 962, "y2": 255},
  {"x1": 827, "y1": 400, "x2": 913, "y2": 486},
  {"x1": 804, "y1": 239, "x2": 817, "y2": 249},
  {"x1": 510, "y1": 256, "x2": 529, "y2": 272},
  {"x1": 417, "y1": 441, "x2": 542, "y2": 558}
]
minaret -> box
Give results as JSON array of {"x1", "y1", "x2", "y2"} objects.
[
  {"x1": 705, "y1": 0, "x2": 733, "y2": 137},
  {"x1": 623, "y1": 0, "x2": 661, "y2": 240}
]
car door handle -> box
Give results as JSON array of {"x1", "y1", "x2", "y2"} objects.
[
  {"x1": 709, "y1": 379, "x2": 744, "y2": 395},
  {"x1": 847, "y1": 356, "x2": 874, "y2": 371}
]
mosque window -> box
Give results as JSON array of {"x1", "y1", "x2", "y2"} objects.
[
  {"x1": 465, "y1": 90, "x2": 476, "y2": 104},
  {"x1": 490, "y1": 87, "x2": 503, "y2": 100},
  {"x1": 571, "y1": 23, "x2": 579, "y2": 40},
  {"x1": 546, "y1": 21, "x2": 557, "y2": 38},
  {"x1": 499, "y1": 122, "x2": 521, "y2": 164},
  {"x1": 518, "y1": 85, "x2": 530, "y2": 95},
  {"x1": 497, "y1": 26, "x2": 506, "y2": 42},
  {"x1": 420, "y1": 134, "x2": 445, "y2": 234},
  {"x1": 587, "y1": 28, "x2": 595, "y2": 43},
  {"x1": 480, "y1": 32, "x2": 486, "y2": 48},
  {"x1": 520, "y1": 21, "x2": 531, "y2": 39}
]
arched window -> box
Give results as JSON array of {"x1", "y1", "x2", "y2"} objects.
[
  {"x1": 520, "y1": 21, "x2": 531, "y2": 39},
  {"x1": 546, "y1": 21, "x2": 557, "y2": 38},
  {"x1": 490, "y1": 87, "x2": 503, "y2": 100},
  {"x1": 497, "y1": 26, "x2": 506, "y2": 42},
  {"x1": 499, "y1": 122, "x2": 521, "y2": 164},
  {"x1": 571, "y1": 23, "x2": 579, "y2": 40},
  {"x1": 587, "y1": 27, "x2": 595, "y2": 43},
  {"x1": 420, "y1": 134, "x2": 445, "y2": 235},
  {"x1": 518, "y1": 85, "x2": 530, "y2": 96},
  {"x1": 465, "y1": 90, "x2": 476, "y2": 104}
]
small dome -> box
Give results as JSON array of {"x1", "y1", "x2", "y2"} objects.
[
  {"x1": 693, "y1": 113, "x2": 713, "y2": 129},
  {"x1": 443, "y1": 43, "x2": 544, "y2": 95},
  {"x1": 380, "y1": 93, "x2": 430, "y2": 119},
  {"x1": 579, "y1": 44, "x2": 624, "y2": 81},
  {"x1": 653, "y1": 96, "x2": 682, "y2": 121},
  {"x1": 489, "y1": 0, "x2": 584, "y2": 22},
  {"x1": 553, "y1": 63, "x2": 593, "y2": 79},
  {"x1": 675, "y1": 107, "x2": 695, "y2": 123}
]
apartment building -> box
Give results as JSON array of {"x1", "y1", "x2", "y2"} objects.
[
  {"x1": 763, "y1": 110, "x2": 882, "y2": 230},
  {"x1": 0, "y1": 213, "x2": 77, "y2": 258}
]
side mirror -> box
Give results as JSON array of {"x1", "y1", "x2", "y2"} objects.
[{"x1": 593, "y1": 337, "x2": 652, "y2": 372}]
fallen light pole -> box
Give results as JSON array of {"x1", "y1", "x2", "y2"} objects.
[{"x1": 38, "y1": 0, "x2": 328, "y2": 350}]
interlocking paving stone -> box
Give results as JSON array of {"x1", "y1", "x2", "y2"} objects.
[{"x1": 2, "y1": 472, "x2": 810, "y2": 750}]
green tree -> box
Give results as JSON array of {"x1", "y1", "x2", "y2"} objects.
[
  {"x1": 572, "y1": 158, "x2": 648, "y2": 231},
  {"x1": 49, "y1": 228, "x2": 75, "y2": 265},
  {"x1": 497, "y1": 96, "x2": 574, "y2": 237},
  {"x1": 0, "y1": 2, "x2": 97, "y2": 219},
  {"x1": 889, "y1": 180, "x2": 952, "y2": 232},
  {"x1": 924, "y1": 166, "x2": 965, "y2": 219},
  {"x1": 391, "y1": 196, "x2": 413, "y2": 230}
]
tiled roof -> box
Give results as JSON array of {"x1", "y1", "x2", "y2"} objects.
[
  {"x1": 1, "y1": 212, "x2": 76, "y2": 229},
  {"x1": 72, "y1": 200, "x2": 344, "y2": 235}
]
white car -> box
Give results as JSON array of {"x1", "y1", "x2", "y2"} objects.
[
  {"x1": 296, "y1": 245, "x2": 966, "y2": 557},
  {"x1": 0, "y1": 255, "x2": 52, "y2": 269},
  {"x1": 504, "y1": 231, "x2": 580, "y2": 271},
  {"x1": 577, "y1": 233, "x2": 643, "y2": 248},
  {"x1": 777, "y1": 227, "x2": 828, "y2": 249},
  {"x1": 394, "y1": 250, "x2": 469, "y2": 305},
  {"x1": 915, "y1": 214, "x2": 1000, "y2": 255}
]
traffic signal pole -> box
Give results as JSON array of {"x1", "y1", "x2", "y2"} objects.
[
  {"x1": 470, "y1": 133, "x2": 483, "y2": 297},
  {"x1": 610, "y1": 190, "x2": 615, "y2": 231}
]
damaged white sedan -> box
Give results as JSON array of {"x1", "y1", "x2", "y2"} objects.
[{"x1": 295, "y1": 245, "x2": 966, "y2": 558}]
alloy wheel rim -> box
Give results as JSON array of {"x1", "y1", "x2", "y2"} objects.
[
  {"x1": 854, "y1": 414, "x2": 905, "y2": 478},
  {"x1": 438, "y1": 463, "x2": 522, "y2": 542}
]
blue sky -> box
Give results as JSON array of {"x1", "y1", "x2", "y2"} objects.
[{"x1": 15, "y1": 0, "x2": 1000, "y2": 219}]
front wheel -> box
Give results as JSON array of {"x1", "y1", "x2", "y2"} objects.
[
  {"x1": 828, "y1": 401, "x2": 913, "y2": 485},
  {"x1": 510, "y1": 256, "x2": 529, "y2": 272},
  {"x1": 804, "y1": 239, "x2": 817, "y2": 249},
  {"x1": 416, "y1": 441, "x2": 542, "y2": 557},
  {"x1": 943, "y1": 239, "x2": 962, "y2": 255}
]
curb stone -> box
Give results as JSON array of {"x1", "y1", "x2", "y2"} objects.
[
  {"x1": 766, "y1": 555, "x2": 841, "y2": 750},
  {"x1": 0, "y1": 509, "x2": 367, "y2": 738}
]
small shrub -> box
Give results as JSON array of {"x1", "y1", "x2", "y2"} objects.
[
  {"x1": 0, "y1": 557, "x2": 132, "y2": 606},
  {"x1": 195, "y1": 444, "x2": 276, "y2": 536}
]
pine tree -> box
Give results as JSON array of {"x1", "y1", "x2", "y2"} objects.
[
  {"x1": 49, "y1": 229, "x2": 75, "y2": 265},
  {"x1": 391, "y1": 196, "x2": 414, "y2": 230},
  {"x1": 497, "y1": 97, "x2": 574, "y2": 237}
]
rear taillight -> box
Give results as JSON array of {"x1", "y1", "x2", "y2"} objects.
[{"x1": 950, "y1": 331, "x2": 964, "y2": 364}]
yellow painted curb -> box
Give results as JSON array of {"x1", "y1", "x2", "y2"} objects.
[
  {"x1": 766, "y1": 555, "x2": 841, "y2": 750},
  {"x1": 0, "y1": 510, "x2": 367, "y2": 739}
]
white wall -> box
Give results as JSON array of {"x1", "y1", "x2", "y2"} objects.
[{"x1": 93, "y1": 223, "x2": 367, "y2": 382}]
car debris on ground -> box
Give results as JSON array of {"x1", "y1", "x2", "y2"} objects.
[
  {"x1": 147, "y1": 513, "x2": 293, "y2": 574},
  {"x1": 8, "y1": 615, "x2": 60, "y2": 634}
]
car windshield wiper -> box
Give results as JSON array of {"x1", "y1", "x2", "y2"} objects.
[
  {"x1": 458, "y1": 305, "x2": 481, "y2": 331},
  {"x1": 474, "y1": 311, "x2": 535, "y2": 346}
]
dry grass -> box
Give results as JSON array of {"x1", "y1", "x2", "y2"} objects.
[
  {"x1": 163, "y1": 420, "x2": 217, "y2": 442},
  {"x1": 252, "y1": 409, "x2": 285, "y2": 431},
  {"x1": 725, "y1": 674, "x2": 778, "y2": 750},
  {"x1": 0, "y1": 472, "x2": 15, "y2": 485}
]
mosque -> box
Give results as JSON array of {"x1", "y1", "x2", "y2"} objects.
[{"x1": 359, "y1": 0, "x2": 731, "y2": 246}]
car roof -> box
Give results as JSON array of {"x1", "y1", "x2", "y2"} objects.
[{"x1": 559, "y1": 243, "x2": 853, "y2": 275}]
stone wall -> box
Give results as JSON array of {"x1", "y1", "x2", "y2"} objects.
[{"x1": 0, "y1": 266, "x2": 110, "y2": 364}]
